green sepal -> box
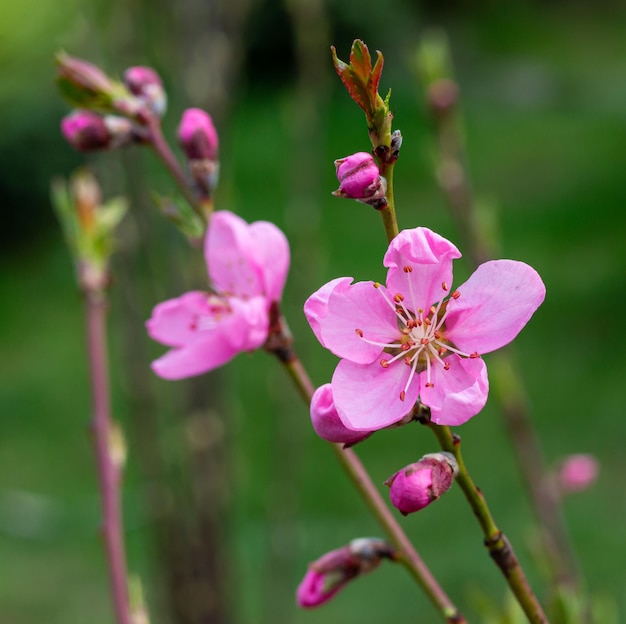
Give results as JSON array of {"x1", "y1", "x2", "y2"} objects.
[
  {"x1": 56, "y1": 75, "x2": 114, "y2": 112},
  {"x1": 90, "y1": 196, "x2": 128, "y2": 262}
]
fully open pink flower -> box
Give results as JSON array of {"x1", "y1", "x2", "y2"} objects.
[
  {"x1": 147, "y1": 211, "x2": 289, "y2": 379},
  {"x1": 304, "y1": 227, "x2": 545, "y2": 429}
]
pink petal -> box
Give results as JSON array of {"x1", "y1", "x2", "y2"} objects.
[
  {"x1": 248, "y1": 220, "x2": 290, "y2": 302},
  {"x1": 151, "y1": 337, "x2": 239, "y2": 380},
  {"x1": 205, "y1": 211, "x2": 264, "y2": 298},
  {"x1": 146, "y1": 291, "x2": 222, "y2": 347},
  {"x1": 420, "y1": 356, "x2": 489, "y2": 426},
  {"x1": 227, "y1": 296, "x2": 271, "y2": 351},
  {"x1": 308, "y1": 279, "x2": 400, "y2": 364},
  {"x1": 385, "y1": 227, "x2": 461, "y2": 312},
  {"x1": 149, "y1": 296, "x2": 269, "y2": 380},
  {"x1": 444, "y1": 260, "x2": 546, "y2": 355},
  {"x1": 332, "y1": 359, "x2": 420, "y2": 431},
  {"x1": 310, "y1": 383, "x2": 373, "y2": 445},
  {"x1": 304, "y1": 277, "x2": 351, "y2": 347}
]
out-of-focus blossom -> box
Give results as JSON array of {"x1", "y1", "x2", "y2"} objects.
[
  {"x1": 305, "y1": 226, "x2": 545, "y2": 430},
  {"x1": 178, "y1": 108, "x2": 219, "y2": 161},
  {"x1": 385, "y1": 452, "x2": 458, "y2": 515},
  {"x1": 557, "y1": 454, "x2": 599, "y2": 494},
  {"x1": 61, "y1": 110, "x2": 135, "y2": 152},
  {"x1": 123, "y1": 66, "x2": 167, "y2": 117},
  {"x1": 146, "y1": 211, "x2": 289, "y2": 380}
]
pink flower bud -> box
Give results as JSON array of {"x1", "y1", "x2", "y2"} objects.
[
  {"x1": 56, "y1": 52, "x2": 115, "y2": 99},
  {"x1": 61, "y1": 110, "x2": 134, "y2": 152},
  {"x1": 123, "y1": 66, "x2": 167, "y2": 117},
  {"x1": 385, "y1": 453, "x2": 458, "y2": 516},
  {"x1": 333, "y1": 152, "x2": 387, "y2": 205},
  {"x1": 310, "y1": 384, "x2": 372, "y2": 446},
  {"x1": 558, "y1": 454, "x2": 599, "y2": 493},
  {"x1": 297, "y1": 538, "x2": 393, "y2": 609},
  {"x1": 178, "y1": 108, "x2": 219, "y2": 161}
]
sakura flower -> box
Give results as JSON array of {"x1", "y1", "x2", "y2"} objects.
[
  {"x1": 304, "y1": 227, "x2": 545, "y2": 429},
  {"x1": 147, "y1": 210, "x2": 289, "y2": 380}
]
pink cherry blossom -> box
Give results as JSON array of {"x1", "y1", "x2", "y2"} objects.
[
  {"x1": 147, "y1": 210, "x2": 289, "y2": 379},
  {"x1": 304, "y1": 227, "x2": 545, "y2": 429}
]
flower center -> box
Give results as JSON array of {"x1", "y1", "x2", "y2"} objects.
[
  {"x1": 189, "y1": 294, "x2": 232, "y2": 332},
  {"x1": 355, "y1": 277, "x2": 479, "y2": 401}
]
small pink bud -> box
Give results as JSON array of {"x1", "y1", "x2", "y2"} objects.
[
  {"x1": 123, "y1": 66, "x2": 167, "y2": 117},
  {"x1": 333, "y1": 152, "x2": 387, "y2": 206},
  {"x1": 178, "y1": 108, "x2": 219, "y2": 161},
  {"x1": 385, "y1": 452, "x2": 458, "y2": 516},
  {"x1": 61, "y1": 110, "x2": 134, "y2": 152},
  {"x1": 558, "y1": 454, "x2": 599, "y2": 493},
  {"x1": 310, "y1": 384, "x2": 372, "y2": 446},
  {"x1": 296, "y1": 538, "x2": 393, "y2": 609}
]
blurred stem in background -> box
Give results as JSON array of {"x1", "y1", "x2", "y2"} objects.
[
  {"x1": 415, "y1": 30, "x2": 581, "y2": 602},
  {"x1": 252, "y1": 0, "x2": 335, "y2": 621},
  {"x1": 93, "y1": 0, "x2": 254, "y2": 621},
  {"x1": 52, "y1": 171, "x2": 133, "y2": 624}
]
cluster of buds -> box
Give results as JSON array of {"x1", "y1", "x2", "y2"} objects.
[
  {"x1": 58, "y1": 53, "x2": 220, "y2": 205},
  {"x1": 297, "y1": 538, "x2": 394, "y2": 608},
  {"x1": 57, "y1": 54, "x2": 167, "y2": 153},
  {"x1": 385, "y1": 453, "x2": 458, "y2": 516}
]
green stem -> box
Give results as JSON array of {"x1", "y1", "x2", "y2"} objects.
[
  {"x1": 280, "y1": 353, "x2": 466, "y2": 623},
  {"x1": 146, "y1": 117, "x2": 209, "y2": 224},
  {"x1": 379, "y1": 162, "x2": 399, "y2": 243},
  {"x1": 425, "y1": 419, "x2": 548, "y2": 624}
]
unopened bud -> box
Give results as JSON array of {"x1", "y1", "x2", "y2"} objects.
[
  {"x1": 310, "y1": 384, "x2": 372, "y2": 447},
  {"x1": 557, "y1": 454, "x2": 599, "y2": 494},
  {"x1": 70, "y1": 169, "x2": 101, "y2": 233},
  {"x1": 385, "y1": 452, "x2": 458, "y2": 516},
  {"x1": 124, "y1": 66, "x2": 167, "y2": 117},
  {"x1": 61, "y1": 110, "x2": 134, "y2": 152},
  {"x1": 296, "y1": 538, "x2": 393, "y2": 609},
  {"x1": 56, "y1": 52, "x2": 116, "y2": 108},
  {"x1": 333, "y1": 152, "x2": 387, "y2": 207},
  {"x1": 178, "y1": 108, "x2": 219, "y2": 161}
]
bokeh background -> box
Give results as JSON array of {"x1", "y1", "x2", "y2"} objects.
[{"x1": 1, "y1": 0, "x2": 625, "y2": 622}]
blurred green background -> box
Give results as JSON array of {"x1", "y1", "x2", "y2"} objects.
[{"x1": 1, "y1": 0, "x2": 626, "y2": 622}]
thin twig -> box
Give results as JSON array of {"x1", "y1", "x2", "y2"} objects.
[{"x1": 85, "y1": 287, "x2": 132, "y2": 624}]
